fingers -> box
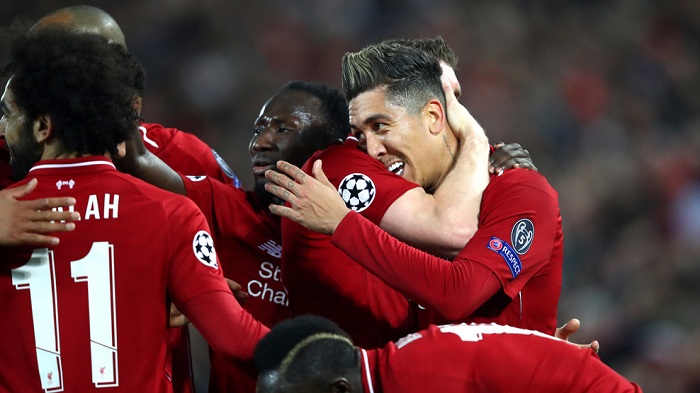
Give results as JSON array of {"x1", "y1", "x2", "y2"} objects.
[
  {"x1": 13, "y1": 233, "x2": 63, "y2": 247},
  {"x1": 7, "y1": 178, "x2": 38, "y2": 198},
  {"x1": 267, "y1": 202, "x2": 301, "y2": 222},
  {"x1": 276, "y1": 161, "x2": 307, "y2": 184},
  {"x1": 555, "y1": 318, "x2": 581, "y2": 341},
  {"x1": 311, "y1": 160, "x2": 336, "y2": 190},
  {"x1": 226, "y1": 278, "x2": 242, "y2": 292},
  {"x1": 226, "y1": 278, "x2": 249, "y2": 305},
  {"x1": 489, "y1": 158, "x2": 538, "y2": 173}
]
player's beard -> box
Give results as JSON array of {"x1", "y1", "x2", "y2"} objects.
[{"x1": 7, "y1": 120, "x2": 42, "y2": 181}]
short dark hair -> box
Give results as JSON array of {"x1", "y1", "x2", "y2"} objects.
[
  {"x1": 282, "y1": 80, "x2": 349, "y2": 140},
  {"x1": 341, "y1": 42, "x2": 444, "y2": 115},
  {"x1": 254, "y1": 315, "x2": 352, "y2": 373},
  {"x1": 254, "y1": 315, "x2": 359, "y2": 388},
  {"x1": 382, "y1": 35, "x2": 458, "y2": 68},
  {"x1": 2, "y1": 28, "x2": 144, "y2": 157},
  {"x1": 254, "y1": 315, "x2": 357, "y2": 390}
]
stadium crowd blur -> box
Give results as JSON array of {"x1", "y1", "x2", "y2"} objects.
[{"x1": 3, "y1": 0, "x2": 698, "y2": 391}]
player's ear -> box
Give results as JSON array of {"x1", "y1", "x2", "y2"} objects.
[
  {"x1": 424, "y1": 99, "x2": 445, "y2": 136},
  {"x1": 330, "y1": 378, "x2": 351, "y2": 393},
  {"x1": 33, "y1": 114, "x2": 53, "y2": 144}
]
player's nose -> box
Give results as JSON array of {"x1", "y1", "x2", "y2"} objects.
[
  {"x1": 365, "y1": 133, "x2": 386, "y2": 159},
  {"x1": 251, "y1": 129, "x2": 275, "y2": 152}
]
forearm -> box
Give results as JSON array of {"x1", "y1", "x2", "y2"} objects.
[
  {"x1": 117, "y1": 149, "x2": 185, "y2": 195},
  {"x1": 379, "y1": 132, "x2": 489, "y2": 259},
  {"x1": 178, "y1": 290, "x2": 269, "y2": 362},
  {"x1": 334, "y1": 211, "x2": 500, "y2": 321}
]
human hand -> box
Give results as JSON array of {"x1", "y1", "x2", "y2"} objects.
[
  {"x1": 440, "y1": 66, "x2": 487, "y2": 150},
  {"x1": 226, "y1": 278, "x2": 249, "y2": 306},
  {"x1": 489, "y1": 142, "x2": 538, "y2": 174},
  {"x1": 555, "y1": 318, "x2": 600, "y2": 353},
  {"x1": 169, "y1": 303, "x2": 190, "y2": 327},
  {"x1": 0, "y1": 178, "x2": 80, "y2": 246},
  {"x1": 265, "y1": 160, "x2": 350, "y2": 235}
]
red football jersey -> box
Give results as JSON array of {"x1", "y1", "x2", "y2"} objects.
[
  {"x1": 362, "y1": 323, "x2": 642, "y2": 392},
  {"x1": 0, "y1": 157, "x2": 245, "y2": 393},
  {"x1": 332, "y1": 168, "x2": 563, "y2": 335},
  {"x1": 0, "y1": 138, "x2": 13, "y2": 189},
  {"x1": 182, "y1": 175, "x2": 290, "y2": 393},
  {"x1": 446, "y1": 168, "x2": 563, "y2": 333},
  {"x1": 281, "y1": 138, "x2": 419, "y2": 348},
  {"x1": 140, "y1": 122, "x2": 239, "y2": 187}
]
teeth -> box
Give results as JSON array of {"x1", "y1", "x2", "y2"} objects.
[{"x1": 388, "y1": 161, "x2": 404, "y2": 175}]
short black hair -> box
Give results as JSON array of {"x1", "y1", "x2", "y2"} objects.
[
  {"x1": 254, "y1": 315, "x2": 358, "y2": 391},
  {"x1": 281, "y1": 81, "x2": 349, "y2": 141},
  {"x1": 341, "y1": 42, "x2": 444, "y2": 115},
  {"x1": 2, "y1": 28, "x2": 145, "y2": 157},
  {"x1": 254, "y1": 315, "x2": 351, "y2": 374}
]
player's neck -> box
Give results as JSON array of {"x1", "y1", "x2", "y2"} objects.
[{"x1": 41, "y1": 141, "x2": 108, "y2": 161}]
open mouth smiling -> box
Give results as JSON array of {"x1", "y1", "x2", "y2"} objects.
[{"x1": 387, "y1": 161, "x2": 405, "y2": 176}]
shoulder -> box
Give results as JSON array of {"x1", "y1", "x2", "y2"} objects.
[
  {"x1": 119, "y1": 172, "x2": 204, "y2": 218},
  {"x1": 486, "y1": 169, "x2": 557, "y2": 198}
]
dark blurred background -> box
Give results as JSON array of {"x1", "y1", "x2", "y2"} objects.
[{"x1": 3, "y1": 1, "x2": 699, "y2": 391}]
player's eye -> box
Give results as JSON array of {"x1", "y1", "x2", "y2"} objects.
[
  {"x1": 253, "y1": 128, "x2": 262, "y2": 136},
  {"x1": 373, "y1": 122, "x2": 388, "y2": 133}
]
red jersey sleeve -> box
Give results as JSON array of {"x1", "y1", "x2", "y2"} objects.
[
  {"x1": 311, "y1": 139, "x2": 418, "y2": 224},
  {"x1": 457, "y1": 169, "x2": 562, "y2": 292},
  {"x1": 332, "y1": 211, "x2": 501, "y2": 321},
  {"x1": 161, "y1": 194, "x2": 229, "y2": 305}
]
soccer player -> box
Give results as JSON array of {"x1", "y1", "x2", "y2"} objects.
[
  {"x1": 204, "y1": 81, "x2": 349, "y2": 393},
  {"x1": 267, "y1": 37, "x2": 542, "y2": 350},
  {"x1": 266, "y1": 40, "x2": 563, "y2": 336},
  {"x1": 31, "y1": 5, "x2": 240, "y2": 187},
  {"x1": 253, "y1": 315, "x2": 642, "y2": 393},
  {"x1": 117, "y1": 80, "x2": 348, "y2": 393},
  {"x1": 0, "y1": 28, "x2": 266, "y2": 392},
  {"x1": 29, "y1": 7, "x2": 241, "y2": 392}
]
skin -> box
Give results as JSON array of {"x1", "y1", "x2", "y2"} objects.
[
  {"x1": 0, "y1": 179, "x2": 80, "y2": 246},
  {"x1": 263, "y1": 71, "x2": 599, "y2": 352},
  {"x1": 1, "y1": 80, "x2": 43, "y2": 180},
  {"x1": 0, "y1": 80, "x2": 81, "y2": 246},
  {"x1": 250, "y1": 89, "x2": 342, "y2": 205}
]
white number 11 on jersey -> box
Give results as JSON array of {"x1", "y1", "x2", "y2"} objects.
[{"x1": 12, "y1": 242, "x2": 119, "y2": 391}]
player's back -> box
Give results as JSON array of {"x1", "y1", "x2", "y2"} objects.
[{"x1": 0, "y1": 157, "x2": 220, "y2": 392}]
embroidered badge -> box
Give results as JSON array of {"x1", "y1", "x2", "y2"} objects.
[
  {"x1": 487, "y1": 237, "x2": 522, "y2": 278},
  {"x1": 338, "y1": 173, "x2": 376, "y2": 213},
  {"x1": 511, "y1": 218, "x2": 534, "y2": 255}
]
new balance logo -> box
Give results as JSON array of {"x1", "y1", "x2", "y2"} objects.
[{"x1": 259, "y1": 240, "x2": 282, "y2": 258}]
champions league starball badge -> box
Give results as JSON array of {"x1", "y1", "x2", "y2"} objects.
[
  {"x1": 193, "y1": 230, "x2": 218, "y2": 268},
  {"x1": 338, "y1": 173, "x2": 376, "y2": 213}
]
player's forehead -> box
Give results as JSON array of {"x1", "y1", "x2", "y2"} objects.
[
  {"x1": 256, "y1": 90, "x2": 323, "y2": 126},
  {"x1": 1, "y1": 78, "x2": 17, "y2": 113},
  {"x1": 348, "y1": 87, "x2": 402, "y2": 128}
]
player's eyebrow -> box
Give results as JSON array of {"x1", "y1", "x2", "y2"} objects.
[{"x1": 350, "y1": 113, "x2": 393, "y2": 130}]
